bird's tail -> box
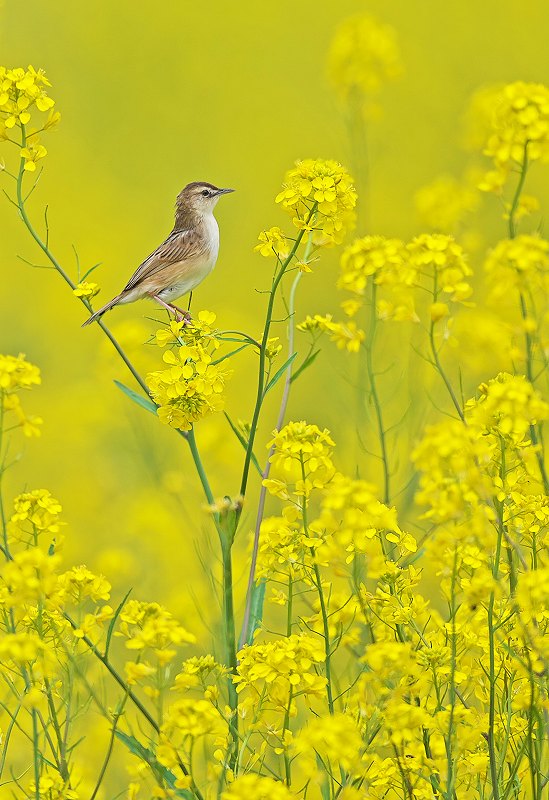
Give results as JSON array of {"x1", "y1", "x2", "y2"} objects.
[{"x1": 82, "y1": 295, "x2": 122, "y2": 327}]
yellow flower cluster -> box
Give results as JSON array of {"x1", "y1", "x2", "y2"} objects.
[
  {"x1": 0, "y1": 66, "x2": 58, "y2": 170},
  {"x1": 73, "y1": 281, "x2": 100, "y2": 299},
  {"x1": 484, "y1": 234, "x2": 549, "y2": 297},
  {"x1": 0, "y1": 352, "x2": 41, "y2": 390},
  {"x1": 158, "y1": 698, "x2": 224, "y2": 762},
  {"x1": 9, "y1": 489, "x2": 63, "y2": 544},
  {"x1": 338, "y1": 235, "x2": 409, "y2": 294},
  {"x1": 407, "y1": 233, "x2": 473, "y2": 303},
  {"x1": 117, "y1": 599, "x2": 196, "y2": 657},
  {"x1": 58, "y1": 564, "x2": 111, "y2": 604},
  {"x1": 481, "y1": 81, "x2": 549, "y2": 191},
  {"x1": 466, "y1": 372, "x2": 549, "y2": 445},
  {"x1": 297, "y1": 313, "x2": 365, "y2": 353},
  {"x1": 293, "y1": 713, "x2": 365, "y2": 779},
  {"x1": 264, "y1": 421, "x2": 335, "y2": 498},
  {"x1": 337, "y1": 233, "x2": 472, "y2": 323},
  {"x1": 327, "y1": 14, "x2": 401, "y2": 101},
  {"x1": 275, "y1": 158, "x2": 357, "y2": 246},
  {"x1": 147, "y1": 312, "x2": 231, "y2": 431},
  {"x1": 254, "y1": 227, "x2": 289, "y2": 259},
  {"x1": 412, "y1": 419, "x2": 494, "y2": 523},
  {"x1": 315, "y1": 472, "x2": 417, "y2": 566},
  {"x1": 0, "y1": 630, "x2": 55, "y2": 677},
  {"x1": 234, "y1": 634, "x2": 327, "y2": 706},
  {"x1": 28, "y1": 772, "x2": 78, "y2": 800},
  {"x1": 222, "y1": 774, "x2": 297, "y2": 800},
  {"x1": 0, "y1": 547, "x2": 61, "y2": 615},
  {"x1": 255, "y1": 507, "x2": 316, "y2": 584},
  {"x1": 0, "y1": 353, "x2": 42, "y2": 437}
]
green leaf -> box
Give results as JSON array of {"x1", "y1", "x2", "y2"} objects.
[
  {"x1": 104, "y1": 588, "x2": 132, "y2": 659},
  {"x1": 114, "y1": 380, "x2": 157, "y2": 415},
  {"x1": 81, "y1": 262, "x2": 102, "y2": 281},
  {"x1": 223, "y1": 413, "x2": 263, "y2": 477},
  {"x1": 263, "y1": 352, "x2": 298, "y2": 397},
  {"x1": 114, "y1": 732, "x2": 193, "y2": 799},
  {"x1": 290, "y1": 349, "x2": 321, "y2": 384},
  {"x1": 212, "y1": 343, "x2": 250, "y2": 365},
  {"x1": 242, "y1": 579, "x2": 266, "y2": 646}
]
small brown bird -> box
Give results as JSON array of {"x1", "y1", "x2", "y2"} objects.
[{"x1": 83, "y1": 181, "x2": 234, "y2": 326}]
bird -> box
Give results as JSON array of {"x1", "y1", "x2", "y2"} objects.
[{"x1": 82, "y1": 181, "x2": 234, "y2": 326}]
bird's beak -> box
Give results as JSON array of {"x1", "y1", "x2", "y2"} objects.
[{"x1": 216, "y1": 188, "x2": 235, "y2": 195}]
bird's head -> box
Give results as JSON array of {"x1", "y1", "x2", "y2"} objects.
[{"x1": 176, "y1": 182, "x2": 235, "y2": 217}]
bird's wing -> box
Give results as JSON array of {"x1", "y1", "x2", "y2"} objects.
[{"x1": 122, "y1": 229, "x2": 203, "y2": 293}]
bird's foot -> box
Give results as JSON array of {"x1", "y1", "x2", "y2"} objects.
[{"x1": 171, "y1": 305, "x2": 192, "y2": 325}]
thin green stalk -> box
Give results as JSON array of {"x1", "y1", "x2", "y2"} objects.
[
  {"x1": 365, "y1": 280, "x2": 391, "y2": 505},
  {"x1": 239, "y1": 233, "x2": 314, "y2": 648},
  {"x1": 32, "y1": 709, "x2": 40, "y2": 799},
  {"x1": 301, "y1": 461, "x2": 334, "y2": 714},
  {"x1": 237, "y1": 205, "x2": 317, "y2": 506},
  {"x1": 221, "y1": 540, "x2": 239, "y2": 766},
  {"x1": 445, "y1": 548, "x2": 458, "y2": 800},
  {"x1": 90, "y1": 694, "x2": 130, "y2": 800},
  {"x1": 507, "y1": 141, "x2": 549, "y2": 493},
  {"x1": 43, "y1": 677, "x2": 70, "y2": 783},
  {"x1": 486, "y1": 445, "x2": 506, "y2": 800},
  {"x1": 282, "y1": 686, "x2": 293, "y2": 786},
  {"x1": 428, "y1": 269, "x2": 464, "y2": 421}
]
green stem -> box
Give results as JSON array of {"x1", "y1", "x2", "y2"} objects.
[
  {"x1": 221, "y1": 541, "x2": 239, "y2": 766},
  {"x1": 237, "y1": 205, "x2": 317, "y2": 505},
  {"x1": 506, "y1": 143, "x2": 549, "y2": 493},
  {"x1": 43, "y1": 677, "x2": 70, "y2": 783},
  {"x1": 365, "y1": 280, "x2": 391, "y2": 504},
  {"x1": 239, "y1": 232, "x2": 314, "y2": 648},
  {"x1": 445, "y1": 548, "x2": 458, "y2": 800},
  {"x1": 32, "y1": 709, "x2": 40, "y2": 799},
  {"x1": 486, "y1": 444, "x2": 505, "y2": 800},
  {"x1": 300, "y1": 461, "x2": 334, "y2": 714},
  {"x1": 429, "y1": 271, "x2": 464, "y2": 422}
]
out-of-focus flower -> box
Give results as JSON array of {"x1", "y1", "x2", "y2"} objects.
[
  {"x1": 276, "y1": 159, "x2": 357, "y2": 246},
  {"x1": 293, "y1": 713, "x2": 365, "y2": 779},
  {"x1": 327, "y1": 15, "x2": 402, "y2": 102},
  {"x1": 0, "y1": 353, "x2": 41, "y2": 392},
  {"x1": 484, "y1": 234, "x2": 549, "y2": 297},
  {"x1": 9, "y1": 489, "x2": 63, "y2": 543},
  {"x1": 297, "y1": 314, "x2": 365, "y2": 352},
  {"x1": 73, "y1": 281, "x2": 100, "y2": 299},
  {"x1": 412, "y1": 419, "x2": 495, "y2": 523},
  {"x1": 337, "y1": 236, "x2": 421, "y2": 321},
  {"x1": 222, "y1": 774, "x2": 297, "y2": 800},
  {"x1": 479, "y1": 82, "x2": 549, "y2": 191},
  {"x1": 117, "y1": 599, "x2": 195, "y2": 659},
  {"x1": 407, "y1": 234, "x2": 473, "y2": 303},
  {"x1": 415, "y1": 175, "x2": 479, "y2": 233},
  {"x1": 315, "y1": 472, "x2": 417, "y2": 566}
]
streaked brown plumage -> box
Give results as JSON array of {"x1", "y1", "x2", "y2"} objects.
[{"x1": 82, "y1": 181, "x2": 234, "y2": 326}]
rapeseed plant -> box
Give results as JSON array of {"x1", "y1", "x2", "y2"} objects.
[{"x1": 0, "y1": 13, "x2": 548, "y2": 800}]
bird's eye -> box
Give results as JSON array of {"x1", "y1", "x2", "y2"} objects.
[{"x1": 201, "y1": 189, "x2": 210, "y2": 197}]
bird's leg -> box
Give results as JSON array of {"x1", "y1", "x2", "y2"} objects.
[
  {"x1": 152, "y1": 294, "x2": 185, "y2": 322},
  {"x1": 169, "y1": 303, "x2": 192, "y2": 323}
]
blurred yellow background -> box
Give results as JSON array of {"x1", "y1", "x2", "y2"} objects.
[{"x1": 1, "y1": 0, "x2": 548, "y2": 628}]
